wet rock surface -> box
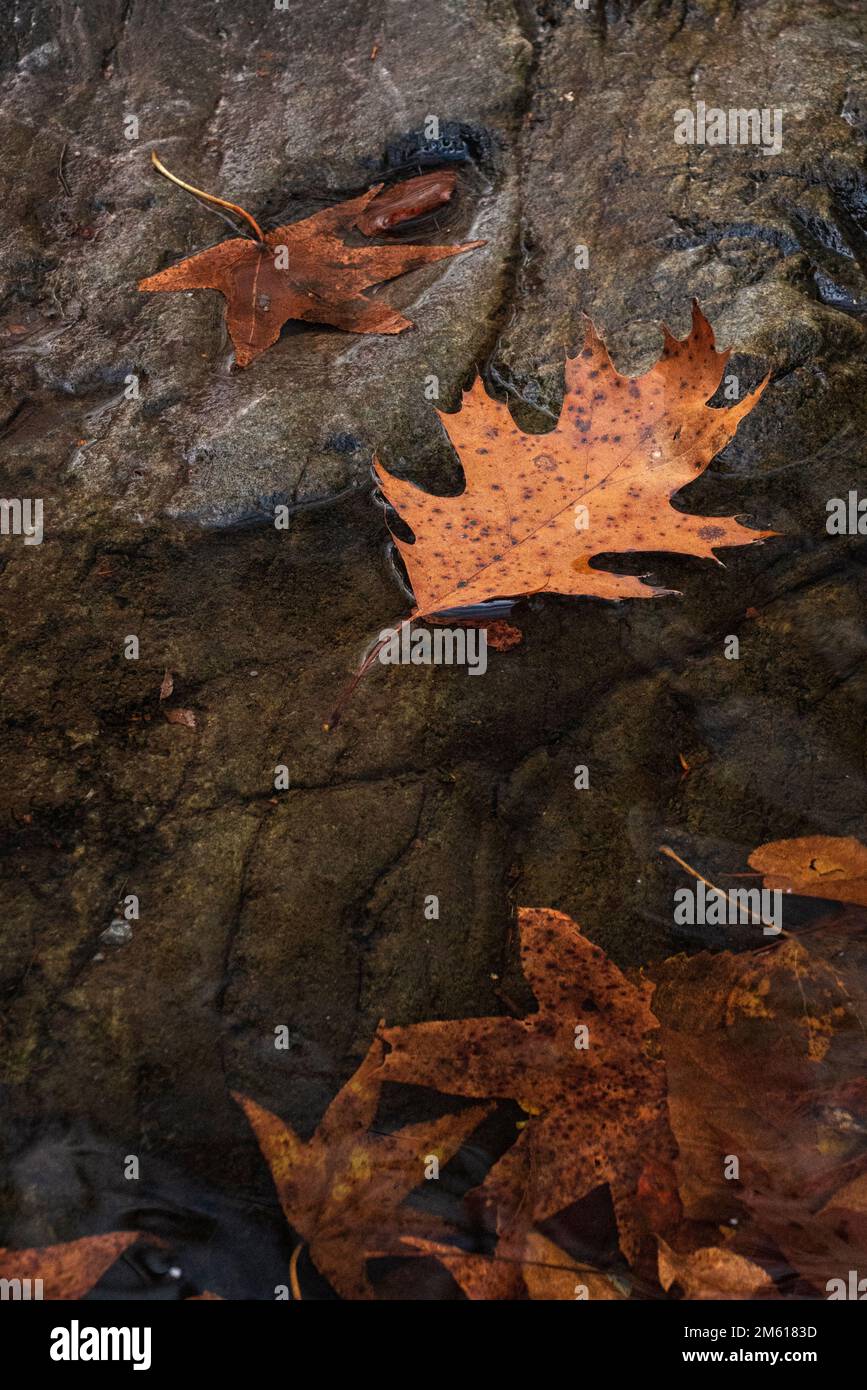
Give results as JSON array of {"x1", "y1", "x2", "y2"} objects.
[{"x1": 0, "y1": 0, "x2": 865, "y2": 1296}]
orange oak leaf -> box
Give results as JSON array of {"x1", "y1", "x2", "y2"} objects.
[
  {"x1": 0, "y1": 1232, "x2": 140, "y2": 1299},
  {"x1": 139, "y1": 164, "x2": 483, "y2": 367},
  {"x1": 748, "y1": 835, "x2": 867, "y2": 908},
  {"x1": 374, "y1": 302, "x2": 774, "y2": 616},
  {"x1": 233, "y1": 1036, "x2": 490, "y2": 1299},
  {"x1": 378, "y1": 908, "x2": 675, "y2": 1263}
]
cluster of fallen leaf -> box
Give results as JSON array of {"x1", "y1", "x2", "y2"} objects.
[
  {"x1": 6, "y1": 119, "x2": 851, "y2": 1310},
  {"x1": 140, "y1": 158, "x2": 775, "y2": 643},
  {"x1": 139, "y1": 158, "x2": 781, "y2": 731},
  {"x1": 7, "y1": 834, "x2": 865, "y2": 1300},
  {"x1": 138, "y1": 150, "x2": 767, "y2": 636},
  {"x1": 244, "y1": 833, "x2": 867, "y2": 1300},
  {"x1": 23, "y1": 158, "x2": 851, "y2": 1304}
]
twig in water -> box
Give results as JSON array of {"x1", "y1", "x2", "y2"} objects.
[
  {"x1": 658, "y1": 843, "x2": 782, "y2": 935},
  {"x1": 58, "y1": 142, "x2": 72, "y2": 197}
]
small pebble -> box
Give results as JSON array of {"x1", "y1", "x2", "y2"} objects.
[{"x1": 100, "y1": 919, "x2": 133, "y2": 946}]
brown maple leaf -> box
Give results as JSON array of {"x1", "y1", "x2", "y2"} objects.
[
  {"x1": 649, "y1": 934, "x2": 867, "y2": 1292},
  {"x1": 405, "y1": 1230, "x2": 626, "y2": 1301},
  {"x1": 657, "y1": 1240, "x2": 775, "y2": 1301},
  {"x1": 0, "y1": 1231, "x2": 140, "y2": 1299},
  {"x1": 139, "y1": 156, "x2": 483, "y2": 367},
  {"x1": 378, "y1": 907, "x2": 675, "y2": 1263},
  {"x1": 374, "y1": 301, "x2": 774, "y2": 616},
  {"x1": 233, "y1": 1036, "x2": 490, "y2": 1299},
  {"x1": 403, "y1": 1233, "x2": 525, "y2": 1299},
  {"x1": 816, "y1": 1171, "x2": 867, "y2": 1266}
]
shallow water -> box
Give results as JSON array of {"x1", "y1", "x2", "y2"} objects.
[{"x1": 2, "y1": 0, "x2": 867, "y2": 1306}]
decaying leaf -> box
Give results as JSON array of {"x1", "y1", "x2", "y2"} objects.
[
  {"x1": 163, "y1": 707, "x2": 196, "y2": 728},
  {"x1": 657, "y1": 1240, "x2": 775, "y2": 1300},
  {"x1": 379, "y1": 907, "x2": 675, "y2": 1261},
  {"x1": 816, "y1": 1170, "x2": 867, "y2": 1260},
  {"x1": 649, "y1": 933, "x2": 867, "y2": 1291},
  {"x1": 139, "y1": 158, "x2": 483, "y2": 366},
  {"x1": 0, "y1": 1231, "x2": 140, "y2": 1299},
  {"x1": 403, "y1": 1233, "x2": 525, "y2": 1300},
  {"x1": 651, "y1": 936, "x2": 863, "y2": 1202},
  {"x1": 522, "y1": 1232, "x2": 627, "y2": 1301},
  {"x1": 356, "y1": 171, "x2": 456, "y2": 234},
  {"x1": 444, "y1": 616, "x2": 523, "y2": 651},
  {"x1": 374, "y1": 301, "x2": 774, "y2": 616},
  {"x1": 404, "y1": 1230, "x2": 626, "y2": 1300},
  {"x1": 483, "y1": 619, "x2": 524, "y2": 651},
  {"x1": 234, "y1": 1036, "x2": 490, "y2": 1299},
  {"x1": 159, "y1": 668, "x2": 174, "y2": 701},
  {"x1": 749, "y1": 835, "x2": 867, "y2": 908}
]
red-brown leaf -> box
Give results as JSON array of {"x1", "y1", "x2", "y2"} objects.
[
  {"x1": 140, "y1": 178, "x2": 483, "y2": 367},
  {"x1": 0, "y1": 1232, "x2": 139, "y2": 1299}
]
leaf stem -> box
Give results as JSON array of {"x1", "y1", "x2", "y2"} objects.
[
  {"x1": 289, "y1": 1242, "x2": 303, "y2": 1300},
  {"x1": 323, "y1": 617, "x2": 414, "y2": 732},
  {"x1": 150, "y1": 151, "x2": 266, "y2": 243}
]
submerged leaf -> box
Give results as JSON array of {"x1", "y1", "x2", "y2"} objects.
[
  {"x1": 379, "y1": 907, "x2": 675, "y2": 1262},
  {"x1": 234, "y1": 1037, "x2": 490, "y2": 1299},
  {"x1": 404, "y1": 1230, "x2": 625, "y2": 1300},
  {"x1": 657, "y1": 1240, "x2": 775, "y2": 1300},
  {"x1": 749, "y1": 835, "x2": 867, "y2": 908},
  {"x1": 0, "y1": 1232, "x2": 139, "y2": 1299},
  {"x1": 650, "y1": 935, "x2": 867, "y2": 1290}
]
